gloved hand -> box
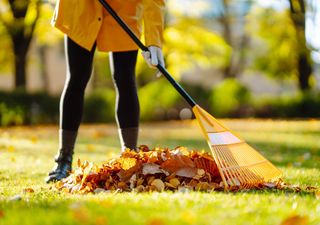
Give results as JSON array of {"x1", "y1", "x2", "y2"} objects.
[{"x1": 142, "y1": 46, "x2": 165, "y2": 77}]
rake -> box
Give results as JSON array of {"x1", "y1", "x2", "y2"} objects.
[{"x1": 98, "y1": 0, "x2": 282, "y2": 189}]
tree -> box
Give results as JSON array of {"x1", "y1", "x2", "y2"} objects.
[
  {"x1": 247, "y1": 4, "x2": 315, "y2": 92},
  {"x1": 0, "y1": 0, "x2": 40, "y2": 90},
  {"x1": 288, "y1": 0, "x2": 313, "y2": 91},
  {"x1": 217, "y1": 0, "x2": 251, "y2": 78}
]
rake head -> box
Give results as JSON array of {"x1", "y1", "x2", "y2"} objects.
[{"x1": 192, "y1": 105, "x2": 282, "y2": 190}]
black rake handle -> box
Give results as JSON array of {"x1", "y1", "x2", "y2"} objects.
[{"x1": 98, "y1": 0, "x2": 196, "y2": 107}]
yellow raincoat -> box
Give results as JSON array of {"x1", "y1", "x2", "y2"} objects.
[{"x1": 52, "y1": 0, "x2": 165, "y2": 52}]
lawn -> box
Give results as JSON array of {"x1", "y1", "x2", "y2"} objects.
[{"x1": 0, "y1": 119, "x2": 319, "y2": 225}]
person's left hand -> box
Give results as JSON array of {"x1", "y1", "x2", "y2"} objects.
[{"x1": 142, "y1": 46, "x2": 165, "y2": 77}]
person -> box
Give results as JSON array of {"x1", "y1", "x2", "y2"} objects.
[{"x1": 45, "y1": 0, "x2": 166, "y2": 183}]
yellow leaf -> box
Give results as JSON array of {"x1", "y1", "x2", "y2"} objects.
[
  {"x1": 316, "y1": 191, "x2": 320, "y2": 200},
  {"x1": 151, "y1": 179, "x2": 165, "y2": 192},
  {"x1": 7, "y1": 145, "x2": 15, "y2": 152},
  {"x1": 87, "y1": 144, "x2": 95, "y2": 152}
]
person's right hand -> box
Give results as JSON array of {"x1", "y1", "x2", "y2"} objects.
[{"x1": 141, "y1": 46, "x2": 165, "y2": 77}]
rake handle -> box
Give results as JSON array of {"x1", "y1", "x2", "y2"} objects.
[{"x1": 98, "y1": 0, "x2": 196, "y2": 108}]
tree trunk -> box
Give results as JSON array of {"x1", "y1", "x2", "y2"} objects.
[
  {"x1": 288, "y1": 0, "x2": 313, "y2": 91},
  {"x1": 298, "y1": 54, "x2": 312, "y2": 90},
  {"x1": 14, "y1": 49, "x2": 27, "y2": 89},
  {"x1": 1, "y1": 0, "x2": 40, "y2": 90},
  {"x1": 39, "y1": 45, "x2": 50, "y2": 91}
]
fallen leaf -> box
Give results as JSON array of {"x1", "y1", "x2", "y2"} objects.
[
  {"x1": 23, "y1": 188, "x2": 35, "y2": 193},
  {"x1": 280, "y1": 215, "x2": 308, "y2": 225},
  {"x1": 316, "y1": 191, "x2": 320, "y2": 200},
  {"x1": 151, "y1": 179, "x2": 165, "y2": 192},
  {"x1": 169, "y1": 178, "x2": 180, "y2": 188},
  {"x1": 176, "y1": 167, "x2": 197, "y2": 178},
  {"x1": 87, "y1": 144, "x2": 95, "y2": 152},
  {"x1": 135, "y1": 185, "x2": 145, "y2": 192},
  {"x1": 142, "y1": 163, "x2": 168, "y2": 176},
  {"x1": 147, "y1": 218, "x2": 165, "y2": 225},
  {"x1": 95, "y1": 216, "x2": 108, "y2": 225},
  {"x1": 7, "y1": 145, "x2": 15, "y2": 152},
  {"x1": 160, "y1": 155, "x2": 195, "y2": 173},
  {"x1": 0, "y1": 210, "x2": 4, "y2": 218},
  {"x1": 117, "y1": 160, "x2": 142, "y2": 182},
  {"x1": 264, "y1": 182, "x2": 276, "y2": 188},
  {"x1": 118, "y1": 158, "x2": 137, "y2": 170},
  {"x1": 194, "y1": 156, "x2": 220, "y2": 177}
]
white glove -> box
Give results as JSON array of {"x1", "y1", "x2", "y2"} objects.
[{"x1": 142, "y1": 46, "x2": 165, "y2": 77}]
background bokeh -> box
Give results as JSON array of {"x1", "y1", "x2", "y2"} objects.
[{"x1": 0, "y1": 0, "x2": 319, "y2": 126}]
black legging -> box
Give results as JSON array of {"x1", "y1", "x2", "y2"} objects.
[{"x1": 60, "y1": 36, "x2": 140, "y2": 131}]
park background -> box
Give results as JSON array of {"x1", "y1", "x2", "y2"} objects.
[
  {"x1": 0, "y1": 1, "x2": 320, "y2": 225},
  {"x1": 0, "y1": 0, "x2": 320, "y2": 125}
]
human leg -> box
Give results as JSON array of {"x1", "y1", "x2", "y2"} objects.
[
  {"x1": 109, "y1": 50, "x2": 140, "y2": 151},
  {"x1": 46, "y1": 36, "x2": 95, "y2": 183}
]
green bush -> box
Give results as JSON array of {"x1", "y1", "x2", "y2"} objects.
[
  {"x1": 254, "y1": 91, "x2": 320, "y2": 118},
  {"x1": 0, "y1": 90, "x2": 60, "y2": 126},
  {"x1": 138, "y1": 79, "x2": 180, "y2": 121},
  {"x1": 0, "y1": 103, "x2": 24, "y2": 126},
  {"x1": 209, "y1": 78, "x2": 252, "y2": 117},
  {"x1": 83, "y1": 89, "x2": 116, "y2": 123}
]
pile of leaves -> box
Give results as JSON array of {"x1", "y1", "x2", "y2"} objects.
[
  {"x1": 56, "y1": 146, "x2": 295, "y2": 194},
  {"x1": 55, "y1": 146, "x2": 225, "y2": 194}
]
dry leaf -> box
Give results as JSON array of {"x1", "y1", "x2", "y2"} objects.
[
  {"x1": 176, "y1": 167, "x2": 197, "y2": 178},
  {"x1": 54, "y1": 145, "x2": 290, "y2": 194},
  {"x1": 118, "y1": 158, "x2": 137, "y2": 170},
  {"x1": 142, "y1": 163, "x2": 168, "y2": 176},
  {"x1": 160, "y1": 155, "x2": 195, "y2": 173},
  {"x1": 147, "y1": 218, "x2": 165, "y2": 225},
  {"x1": 316, "y1": 191, "x2": 320, "y2": 200},
  {"x1": 264, "y1": 182, "x2": 276, "y2": 188},
  {"x1": 169, "y1": 178, "x2": 180, "y2": 188},
  {"x1": 136, "y1": 185, "x2": 145, "y2": 192},
  {"x1": 151, "y1": 179, "x2": 165, "y2": 192},
  {"x1": 23, "y1": 188, "x2": 35, "y2": 193},
  {"x1": 0, "y1": 210, "x2": 4, "y2": 218},
  {"x1": 280, "y1": 215, "x2": 309, "y2": 225}
]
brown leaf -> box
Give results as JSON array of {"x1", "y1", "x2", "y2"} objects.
[
  {"x1": 176, "y1": 167, "x2": 197, "y2": 178},
  {"x1": 160, "y1": 154, "x2": 195, "y2": 173},
  {"x1": 280, "y1": 215, "x2": 309, "y2": 225},
  {"x1": 142, "y1": 163, "x2": 168, "y2": 176},
  {"x1": 0, "y1": 210, "x2": 4, "y2": 218},
  {"x1": 147, "y1": 218, "x2": 165, "y2": 225},
  {"x1": 194, "y1": 156, "x2": 220, "y2": 177},
  {"x1": 117, "y1": 160, "x2": 142, "y2": 182},
  {"x1": 23, "y1": 188, "x2": 35, "y2": 193}
]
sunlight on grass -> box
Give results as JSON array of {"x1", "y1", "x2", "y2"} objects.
[{"x1": 0, "y1": 120, "x2": 319, "y2": 225}]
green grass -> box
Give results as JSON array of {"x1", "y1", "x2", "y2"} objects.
[{"x1": 0, "y1": 119, "x2": 319, "y2": 225}]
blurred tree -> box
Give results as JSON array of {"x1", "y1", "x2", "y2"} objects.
[
  {"x1": 247, "y1": 8, "x2": 297, "y2": 79},
  {"x1": 247, "y1": 1, "x2": 316, "y2": 92},
  {"x1": 288, "y1": 0, "x2": 313, "y2": 91},
  {"x1": 0, "y1": 0, "x2": 41, "y2": 90},
  {"x1": 217, "y1": 0, "x2": 252, "y2": 78}
]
